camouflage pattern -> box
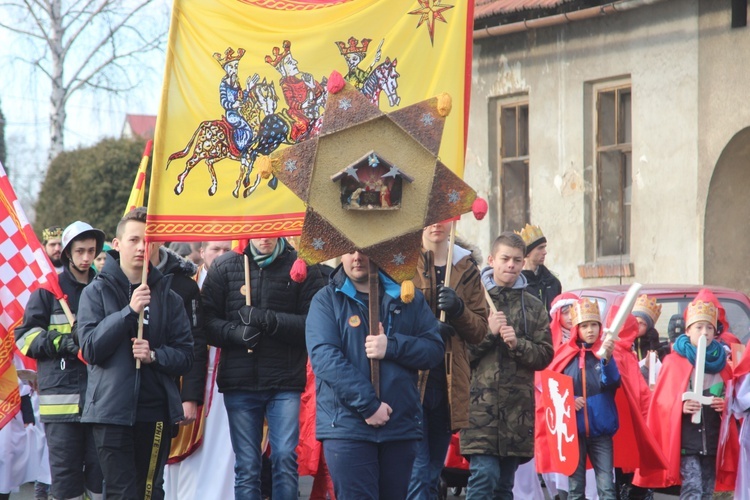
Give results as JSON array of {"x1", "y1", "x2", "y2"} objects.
[{"x1": 459, "y1": 278, "x2": 553, "y2": 458}]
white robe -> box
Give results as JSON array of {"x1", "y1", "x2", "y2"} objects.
[{"x1": 733, "y1": 373, "x2": 750, "y2": 500}]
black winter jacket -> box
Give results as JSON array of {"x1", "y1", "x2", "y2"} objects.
[
  {"x1": 154, "y1": 247, "x2": 206, "y2": 404},
  {"x1": 202, "y1": 243, "x2": 326, "y2": 393},
  {"x1": 522, "y1": 264, "x2": 562, "y2": 312},
  {"x1": 78, "y1": 253, "x2": 193, "y2": 426},
  {"x1": 15, "y1": 266, "x2": 96, "y2": 422}
]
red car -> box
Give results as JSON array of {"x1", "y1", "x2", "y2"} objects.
[{"x1": 567, "y1": 284, "x2": 750, "y2": 344}]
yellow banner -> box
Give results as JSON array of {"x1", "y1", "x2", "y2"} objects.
[{"x1": 148, "y1": 0, "x2": 472, "y2": 241}]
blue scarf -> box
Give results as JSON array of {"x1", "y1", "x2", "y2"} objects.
[
  {"x1": 249, "y1": 239, "x2": 287, "y2": 268},
  {"x1": 673, "y1": 334, "x2": 727, "y2": 374}
]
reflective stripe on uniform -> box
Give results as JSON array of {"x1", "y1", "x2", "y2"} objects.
[
  {"x1": 39, "y1": 393, "x2": 80, "y2": 416},
  {"x1": 16, "y1": 327, "x2": 43, "y2": 355}
]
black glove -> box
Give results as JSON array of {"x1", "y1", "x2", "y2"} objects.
[
  {"x1": 239, "y1": 305, "x2": 278, "y2": 334},
  {"x1": 58, "y1": 335, "x2": 79, "y2": 358},
  {"x1": 437, "y1": 322, "x2": 456, "y2": 342},
  {"x1": 228, "y1": 324, "x2": 262, "y2": 350},
  {"x1": 70, "y1": 322, "x2": 78, "y2": 344},
  {"x1": 43, "y1": 330, "x2": 62, "y2": 358},
  {"x1": 437, "y1": 285, "x2": 464, "y2": 319}
]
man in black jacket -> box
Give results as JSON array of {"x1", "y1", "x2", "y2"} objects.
[
  {"x1": 517, "y1": 224, "x2": 562, "y2": 312},
  {"x1": 77, "y1": 207, "x2": 193, "y2": 500},
  {"x1": 16, "y1": 221, "x2": 105, "y2": 500},
  {"x1": 202, "y1": 237, "x2": 325, "y2": 499}
]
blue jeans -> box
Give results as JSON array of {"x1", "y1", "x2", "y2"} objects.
[
  {"x1": 223, "y1": 390, "x2": 300, "y2": 500},
  {"x1": 569, "y1": 435, "x2": 615, "y2": 500},
  {"x1": 407, "y1": 384, "x2": 452, "y2": 500},
  {"x1": 466, "y1": 455, "x2": 521, "y2": 500},
  {"x1": 324, "y1": 439, "x2": 418, "y2": 500}
]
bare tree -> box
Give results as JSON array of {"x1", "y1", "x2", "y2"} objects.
[{"x1": 0, "y1": 0, "x2": 166, "y2": 162}]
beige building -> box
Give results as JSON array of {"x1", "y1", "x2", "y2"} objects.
[{"x1": 460, "y1": 0, "x2": 750, "y2": 294}]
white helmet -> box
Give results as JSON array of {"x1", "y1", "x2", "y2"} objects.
[{"x1": 61, "y1": 221, "x2": 106, "y2": 266}]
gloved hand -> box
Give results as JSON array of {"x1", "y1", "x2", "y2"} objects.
[
  {"x1": 228, "y1": 324, "x2": 262, "y2": 350},
  {"x1": 58, "y1": 335, "x2": 79, "y2": 358},
  {"x1": 437, "y1": 322, "x2": 456, "y2": 342},
  {"x1": 70, "y1": 322, "x2": 78, "y2": 344},
  {"x1": 239, "y1": 305, "x2": 278, "y2": 335},
  {"x1": 43, "y1": 330, "x2": 62, "y2": 358},
  {"x1": 437, "y1": 285, "x2": 464, "y2": 319}
]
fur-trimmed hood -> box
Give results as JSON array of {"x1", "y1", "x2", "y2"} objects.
[{"x1": 155, "y1": 246, "x2": 198, "y2": 278}]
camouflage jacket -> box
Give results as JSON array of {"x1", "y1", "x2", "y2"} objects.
[{"x1": 460, "y1": 270, "x2": 553, "y2": 459}]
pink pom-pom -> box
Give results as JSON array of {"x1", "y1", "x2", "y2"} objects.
[
  {"x1": 472, "y1": 197, "x2": 488, "y2": 220},
  {"x1": 327, "y1": 71, "x2": 346, "y2": 94},
  {"x1": 290, "y1": 258, "x2": 308, "y2": 283}
]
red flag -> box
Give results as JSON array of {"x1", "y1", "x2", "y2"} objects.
[
  {"x1": 539, "y1": 369, "x2": 579, "y2": 476},
  {"x1": 0, "y1": 162, "x2": 64, "y2": 429}
]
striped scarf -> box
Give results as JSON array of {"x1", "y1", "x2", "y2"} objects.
[{"x1": 249, "y1": 238, "x2": 287, "y2": 268}]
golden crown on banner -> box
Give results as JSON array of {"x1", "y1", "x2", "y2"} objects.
[
  {"x1": 213, "y1": 47, "x2": 246, "y2": 67},
  {"x1": 336, "y1": 37, "x2": 371, "y2": 56},
  {"x1": 571, "y1": 298, "x2": 601, "y2": 327},
  {"x1": 685, "y1": 300, "x2": 718, "y2": 328},
  {"x1": 264, "y1": 40, "x2": 292, "y2": 67},
  {"x1": 515, "y1": 223, "x2": 545, "y2": 247},
  {"x1": 632, "y1": 294, "x2": 662, "y2": 324}
]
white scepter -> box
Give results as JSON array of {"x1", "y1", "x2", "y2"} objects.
[
  {"x1": 681, "y1": 332, "x2": 713, "y2": 424},
  {"x1": 597, "y1": 282, "x2": 642, "y2": 359}
]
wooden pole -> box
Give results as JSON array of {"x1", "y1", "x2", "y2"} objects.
[
  {"x1": 244, "y1": 253, "x2": 254, "y2": 354},
  {"x1": 135, "y1": 244, "x2": 150, "y2": 369},
  {"x1": 439, "y1": 221, "x2": 457, "y2": 323},
  {"x1": 368, "y1": 259, "x2": 380, "y2": 398}
]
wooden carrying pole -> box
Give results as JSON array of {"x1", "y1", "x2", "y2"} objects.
[
  {"x1": 135, "y1": 249, "x2": 150, "y2": 369},
  {"x1": 244, "y1": 253, "x2": 254, "y2": 354},
  {"x1": 369, "y1": 260, "x2": 380, "y2": 398},
  {"x1": 439, "y1": 221, "x2": 457, "y2": 323}
]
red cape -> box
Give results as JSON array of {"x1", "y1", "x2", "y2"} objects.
[
  {"x1": 296, "y1": 361, "x2": 322, "y2": 476},
  {"x1": 610, "y1": 309, "x2": 667, "y2": 474},
  {"x1": 633, "y1": 352, "x2": 738, "y2": 490}
]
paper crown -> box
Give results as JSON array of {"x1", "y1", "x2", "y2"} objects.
[
  {"x1": 43, "y1": 226, "x2": 63, "y2": 242},
  {"x1": 515, "y1": 223, "x2": 545, "y2": 247},
  {"x1": 336, "y1": 37, "x2": 371, "y2": 56},
  {"x1": 570, "y1": 298, "x2": 601, "y2": 327},
  {"x1": 265, "y1": 40, "x2": 292, "y2": 67},
  {"x1": 632, "y1": 294, "x2": 662, "y2": 324},
  {"x1": 213, "y1": 47, "x2": 245, "y2": 67},
  {"x1": 685, "y1": 299, "x2": 718, "y2": 329}
]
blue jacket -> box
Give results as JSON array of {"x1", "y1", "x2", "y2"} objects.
[
  {"x1": 306, "y1": 265, "x2": 444, "y2": 443},
  {"x1": 563, "y1": 343, "x2": 620, "y2": 438}
]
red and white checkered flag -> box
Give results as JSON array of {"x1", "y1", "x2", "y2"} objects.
[{"x1": 0, "y1": 162, "x2": 63, "y2": 429}]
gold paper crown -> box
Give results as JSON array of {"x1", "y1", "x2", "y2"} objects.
[
  {"x1": 632, "y1": 294, "x2": 662, "y2": 324},
  {"x1": 213, "y1": 47, "x2": 246, "y2": 67},
  {"x1": 43, "y1": 226, "x2": 63, "y2": 242},
  {"x1": 570, "y1": 298, "x2": 601, "y2": 327},
  {"x1": 685, "y1": 299, "x2": 718, "y2": 328},
  {"x1": 336, "y1": 37, "x2": 371, "y2": 56},
  {"x1": 265, "y1": 40, "x2": 292, "y2": 67},
  {"x1": 515, "y1": 223, "x2": 545, "y2": 247}
]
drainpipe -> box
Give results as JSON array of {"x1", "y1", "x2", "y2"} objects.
[{"x1": 473, "y1": 0, "x2": 670, "y2": 39}]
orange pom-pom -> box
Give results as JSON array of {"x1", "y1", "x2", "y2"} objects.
[
  {"x1": 472, "y1": 197, "x2": 488, "y2": 220},
  {"x1": 327, "y1": 71, "x2": 346, "y2": 94},
  {"x1": 400, "y1": 280, "x2": 415, "y2": 303},
  {"x1": 290, "y1": 258, "x2": 308, "y2": 283},
  {"x1": 437, "y1": 93, "x2": 452, "y2": 117},
  {"x1": 257, "y1": 156, "x2": 273, "y2": 179}
]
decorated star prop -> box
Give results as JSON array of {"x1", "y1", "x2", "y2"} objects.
[{"x1": 260, "y1": 71, "x2": 486, "y2": 283}]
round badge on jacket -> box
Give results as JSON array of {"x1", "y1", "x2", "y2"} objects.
[{"x1": 348, "y1": 315, "x2": 361, "y2": 327}]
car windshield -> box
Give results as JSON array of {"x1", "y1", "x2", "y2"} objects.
[{"x1": 654, "y1": 298, "x2": 750, "y2": 344}]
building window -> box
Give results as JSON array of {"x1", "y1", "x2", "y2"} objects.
[
  {"x1": 498, "y1": 101, "x2": 529, "y2": 231},
  {"x1": 596, "y1": 86, "x2": 631, "y2": 258}
]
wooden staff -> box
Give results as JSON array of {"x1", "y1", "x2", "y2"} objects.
[
  {"x1": 439, "y1": 221, "x2": 457, "y2": 323},
  {"x1": 369, "y1": 259, "x2": 380, "y2": 398},
  {"x1": 135, "y1": 243, "x2": 150, "y2": 369},
  {"x1": 244, "y1": 252, "x2": 254, "y2": 354}
]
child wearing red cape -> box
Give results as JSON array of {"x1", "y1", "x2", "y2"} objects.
[{"x1": 634, "y1": 292, "x2": 738, "y2": 495}]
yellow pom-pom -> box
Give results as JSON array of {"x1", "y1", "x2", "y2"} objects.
[
  {"x1": 401, "y1": 280, "x2": 415, "y2": 303},
  {"x1": 437, "y1": 93, "x2": 452, "y2": 117},
  {"x1": 257, "y1": 156, "x2": 273, "y2": 179}
]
